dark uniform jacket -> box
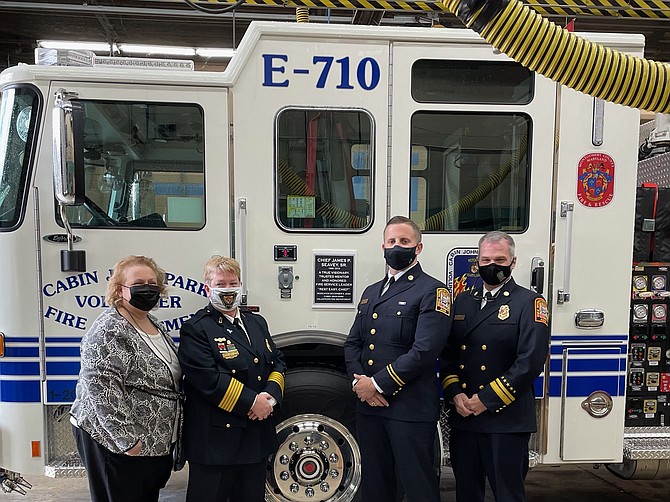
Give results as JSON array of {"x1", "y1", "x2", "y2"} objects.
[
  {"x1": 344, "y1": 263, "x2": 452, "y2": 423},
  {"x1": 178, "y1": 306, "x2": 286, "y2": 465},
  {"x1": 441, "y1": 278, "x2": 549, "y2": 433}
]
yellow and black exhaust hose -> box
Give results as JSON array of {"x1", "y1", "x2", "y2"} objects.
[
  {"x1": 296, "y1": 7, "x2": 309, "y2": 23},
  {"x1": 441, "y1": 0, "x2": 670, "y2": 113}
]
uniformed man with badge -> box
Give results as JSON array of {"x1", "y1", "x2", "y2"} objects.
[
  {"x1": 344, "y1": 216, "x2": 452, "y2": 502},
  {"x1": 441, "y1": 231, "x2": 549, "y2": 502},
  {"x1": 178, "y1": 256, "x2": 286, "y2": 502}
]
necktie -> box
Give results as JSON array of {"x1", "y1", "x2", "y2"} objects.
[
  {"x1": 481, "y1": 291, "x2": 493, "y2": 310},
  {"x1": 382, "y1": 276, "x2": 395, "y2": 296},
  {"x1": 233, "y1": 318, "x2": 251, "y2": 345}
]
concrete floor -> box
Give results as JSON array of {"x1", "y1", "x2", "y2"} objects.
[{"x1": 2, "y1": 464, "x2": 668, "y2": 501}]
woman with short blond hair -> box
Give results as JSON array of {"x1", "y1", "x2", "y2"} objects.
[{"x1": 179, "y1": 255, "x2": 286, "y2": 502}]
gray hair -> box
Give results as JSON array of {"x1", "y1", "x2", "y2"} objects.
[{"x1": 478, "y1": 231, "x2": 516, "y2": 257}]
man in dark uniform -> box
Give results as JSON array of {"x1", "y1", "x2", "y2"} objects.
[
  {"x1": 178, "y1": 256, "x2": 286, "y2": 502},
  {"x1": 344, "y1": 215, "x2": 452, "y2": 502},
  {"x1": 441, "y1": 231, "x2": 549, "y2": 502}
]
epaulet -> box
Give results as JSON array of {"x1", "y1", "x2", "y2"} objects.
[
  {"x1": 188, "y1": 307, "x2": 212, "y2": 324},
  {"x1": 240, "y1": 306, "x2": 260, "y2": 316}
]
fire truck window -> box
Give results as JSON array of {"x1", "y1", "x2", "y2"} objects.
[
  {"x1": 412, "y1": 60, "x2": 533, "y2": 104},
  {"x1": 410, "y1": 112, "x2": 531, "y2": 233},
  {"x1": 0, "y1": 86, "x2": 40, "y2": 231},
  {"x1": 276, "y1": 109, "x2": 373, "y2": 231},
  {"x1": 58, "y1": 101, "x2": 205, "y2": 230}
]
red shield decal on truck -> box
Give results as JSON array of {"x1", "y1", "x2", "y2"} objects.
[{"x1": 577, "y1": 153, "x2": 615, "y2": 208}]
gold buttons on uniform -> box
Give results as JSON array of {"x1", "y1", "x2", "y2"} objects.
[
  {"x1": 396, "y1": 311, "x2": 402, "y2": 316},
  {"x1": 461, "y1": 383, "x2": 467, "y2": 389},
  {"x1": 479, "y1": 385, "x2": 484, "y2": 390},
  {"x1": 372, "y1": 313, "x2": 378, "y2": 319},
  {"x1": 253, "y1": 357, "x2": 259, "y2": 364},
  {"x1": 459, "y1": 364, "x2": 465, "y2": 370},
  {"x1": 481, "y1": 365, "x2": 486, "y2": 371},
  {"x1": 257, "y1": 376, "x2": 262, "y2": 381},
  {"x1": 369, "y1": 344, "x2": 375, "y2": 350},
  {"x1": 460, "y1": 345, "x2": 466, "y2": 351},
  {"x1": 232, "y1": 369, "x2": 236, "y2": 374},
  {"x1": 481, "y1": 345, "x2": 487, "y2": 351},
  {"x1": 370, "y1": 329, "x2": 376, "y2": 335},
  {"x1": 367, "y1": 359, "x2": 374, "y2": 366},
  {"x1": 503, "y1": 291, "x2": 510, "y2": 297},
  {"x1": 226, "y1": 423, "x2": 231, "y2": 428},
  {"x1": 408, "y1": 275, "x2": 414, "y2": 281}
]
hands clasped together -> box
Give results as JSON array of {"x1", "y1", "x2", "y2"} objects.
[
  {"x1": 248, "y1": 391, "x2": 275, "y2": 420},
  {"x1": 453, "y1": 392, "x2": 487, "y2": 417},
  {"x1": 352, "y1": 374, "x2": 389, "y2": 408}
]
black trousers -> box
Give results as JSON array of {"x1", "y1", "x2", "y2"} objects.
[
  {"x1": 356, "y1": 413, "x2": 440, "y2": 502},
  {"x1": 450, "y1": 429, "x2": 530, "y2": 502},
  {"x1": 186, "y1": 461, "x2": 267, "y2": 502},
  {"x1": 73, "y1": 426, "x2": 172, "y2": 502}
]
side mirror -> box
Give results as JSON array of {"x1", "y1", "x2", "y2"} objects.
[{"x1": 52, "y1": 89, "x2": 85, "y2": 205}]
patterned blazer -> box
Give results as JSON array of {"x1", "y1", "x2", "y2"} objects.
[{"x1": 71, "y1": 307, "x2": 181, "y2": 456}]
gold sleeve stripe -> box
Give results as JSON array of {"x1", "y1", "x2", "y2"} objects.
[
  {"x1": 387, "y1": 364, "x2": 406, "y2": 387},
  {"x1": 441, "y1": 375, "x2": 459, "y2": 389},
  {"x1": 495, "y1": 378, "x2": 516, "y2": 400},
  {"x1": 267, "y1": 371, "x2": 285, "y2": 394},
  {"x1": 490, "y1": 379, "x2": 514, "y2": 405},
  {"x1": 219, "y1": 378, "x2": 244, "y2": 411}
]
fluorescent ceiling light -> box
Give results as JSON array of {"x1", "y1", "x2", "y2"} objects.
[
  {"x1": 38, "y1": 40, "x2": 112, "y2": 52},
  {"x1": 119, "y1": 44, "x2": 196, "y2": 56},
  {"x1": 195, "y1": 48, "x2": 235, "y2": 59}
]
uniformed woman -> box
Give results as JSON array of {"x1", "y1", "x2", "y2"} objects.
[{"x1": 178, "y1": 256, "x2": 286, "y2": 502}]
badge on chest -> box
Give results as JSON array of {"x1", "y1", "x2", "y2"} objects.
[{"x1": 498, "y1": 305, "x2": 510, "y2": 320}]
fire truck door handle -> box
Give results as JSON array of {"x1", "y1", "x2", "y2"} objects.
[
  {"x1": 238, "y1": 198, "x2": 248, "y2": 301},
  {"x1": 557, "y1": 201, "x2": 574, "y2": 304},
  {"x1": 530, "y1": 257, "x2": 545, "y2": 295}
]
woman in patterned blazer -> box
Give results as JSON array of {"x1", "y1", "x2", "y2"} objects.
[{"x1": 71, "y1": 255, "x2": 182, "y2": 502}]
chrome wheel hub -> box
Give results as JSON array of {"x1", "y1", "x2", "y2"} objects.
[{"x1": 267, "y1": 414, "x2": 360, "y2": 502}]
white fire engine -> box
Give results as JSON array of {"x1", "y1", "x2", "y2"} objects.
[{"x1": 0, "y1": 20, "x2": 668, "y2": 499}]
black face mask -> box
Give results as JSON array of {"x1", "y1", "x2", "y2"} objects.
[
  {"x1": 128, "y1": 284, "x2": 161, "y2": 311},
  {"x1": 478, "y1": 263, "x2": 512, "y2": 286},
  {"x1": 384, "y1": 245, "x2": 417, "y2": 271}
]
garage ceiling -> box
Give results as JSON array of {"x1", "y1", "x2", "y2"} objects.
[{"x1": 1, "y1": 0, "x2": 670, "y2": 73}]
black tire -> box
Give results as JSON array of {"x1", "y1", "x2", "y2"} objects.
[
  {"x1": 276, "y1": 367, "x2": 357, "y2": 430},
  {"x1": 266, "y1": 367, "x2": 362, "y2": 502}
]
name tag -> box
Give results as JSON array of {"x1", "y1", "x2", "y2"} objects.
[{"x1": 455, "y1": 314, "x2": 466, "y2": 321}]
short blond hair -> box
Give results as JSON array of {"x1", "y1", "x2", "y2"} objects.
[
  {"x1": 203, "y1": 255, "x2": 241, "y2": 285},
  {"x1": 106, "y1": 255, "x2": 167, "y2": 307}
]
